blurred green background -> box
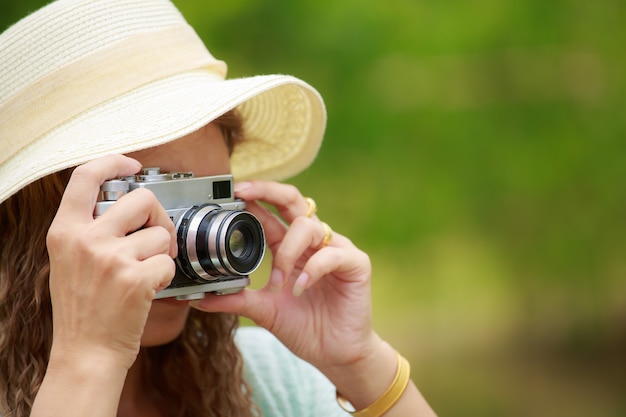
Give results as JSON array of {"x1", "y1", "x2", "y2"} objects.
[{"x1": 2, "y1": 0, "x2": 625, "y2": 415}]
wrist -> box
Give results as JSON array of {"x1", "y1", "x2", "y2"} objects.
[
  {"x1": 48, "y1": 343, "x2": 132, "y2": 379},
  {"x1": 322, "y1": 333, "x2": 399, "y2": 410},
  {"x1": 32, "y1": 347, "x2": 129, "y2": 417},
  {"x1": 336, "y1": 351, "x2": 411, "y2": 417}
]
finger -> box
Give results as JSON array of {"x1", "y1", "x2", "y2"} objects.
[
  {"x1": 190, "y1": 288, "x2": 277, "y2": 329},
  {"x1": 292, "y1": 246, "x2": 371, "y2": 297},
  {"x1": 235, "y1": 181, "x2": 311, "y2": 224},
  {"x1": 137, "y1": 253, "x2": 177, "y2": 294},
  {"x1": 120, "y1": 225, "x2": 175, "y2": 261},
  {"x1": 271, "y1": 216, "x2": 324, "y2": 279},
  {"x1": 243, "y1": 200, "x2": 288, "y2": 251},
  {"x1": 58, "y1": 155, "x2": 142, "y2": 223},
  {"x1": 97, "y1": 187, "x2": 177, "y2": 257}
]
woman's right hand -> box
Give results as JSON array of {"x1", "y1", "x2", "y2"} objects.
[{"x1": 45, "y1": 154, "x2": 177, "y2": 370}]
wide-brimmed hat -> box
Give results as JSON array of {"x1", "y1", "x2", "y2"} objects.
[{"x1": 0, "y1": 0, "x2": 326, "y2": 204}]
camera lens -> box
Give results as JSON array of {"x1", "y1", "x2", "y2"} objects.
[
  {"x1": 229, "y1": 229, "x2": 246, "y2": 258},
  {"x1": 219, "y1": 214, "x2": 264, "y2": 273},
  {"x1": 177, "y1": 204, "x2": 265, "y2": 280}
]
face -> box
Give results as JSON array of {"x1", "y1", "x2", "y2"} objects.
[{"x1": 125, "y1": 122, "x2": 231, "y2": 347}]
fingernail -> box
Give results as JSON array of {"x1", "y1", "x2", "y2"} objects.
[
  {"x1": 188, "y1": 298, "x2": 204, "y2": 310},
  {"x1": 293, "y1": 272, "x2": 309, "y2": 297},
  {"x1": 234, "y1": 181, "x2": 252, "y2": 194},
  {"x1": 125, "y1": 156, "x2": 142, "y2": 170},
  {"x1": 269, "y1": 269, "x2": 283, "y2": 292}
]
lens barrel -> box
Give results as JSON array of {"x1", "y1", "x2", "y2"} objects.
[{"x1": 176, "y1": 204, "x2": 265, "y2": 281}]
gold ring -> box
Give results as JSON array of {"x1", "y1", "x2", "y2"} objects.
[
  {"x1": 316, "y1": 221, "x2": 333, "y2": 249},
  {"x1": 304, "y1": 197, "x2": 317, "y2": 218}
]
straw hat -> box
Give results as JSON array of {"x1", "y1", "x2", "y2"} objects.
[{"x1": 0, "y1": 0, "x2": 326, "y2": 204}]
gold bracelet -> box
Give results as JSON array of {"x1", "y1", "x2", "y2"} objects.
[{"x1": 336, "y1": 351, "x2": 411, "y2": 417}]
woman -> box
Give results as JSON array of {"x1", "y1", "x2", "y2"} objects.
[{"x1": 0, "y1": 0, "x2": 436, "y2": 416}]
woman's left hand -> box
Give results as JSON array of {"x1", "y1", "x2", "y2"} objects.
[{"x1": 190, "y1": 180, "x2": 379, "y2": 372}]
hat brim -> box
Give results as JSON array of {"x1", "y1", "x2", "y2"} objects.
[{"x1": 0, "y1": 70, "x2": 326, "y2": 203}]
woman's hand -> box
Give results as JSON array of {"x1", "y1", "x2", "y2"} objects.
[
  {"x1": 192, "y1": 180, "x2": 437, "y2": 416},
  {"x1": 46, "y1": 155, "x2": 177, "y2": 370},
  {"x1": 191, "y1": 180, "x2": 379, "y2": 372}
]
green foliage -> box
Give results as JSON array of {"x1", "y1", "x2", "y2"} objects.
[{"x1": 2, "y1": 0, "x2": 625, "y2": 415}]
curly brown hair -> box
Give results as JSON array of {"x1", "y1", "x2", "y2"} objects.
[{"x1": 0, "y1": 110, "x2": 259, "y2": 417}]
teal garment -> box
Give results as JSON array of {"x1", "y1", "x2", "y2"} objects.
[{"x1": 235, "y1": 326, "x2": 351, "y2": 417}]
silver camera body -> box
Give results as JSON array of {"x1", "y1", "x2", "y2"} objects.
[{"x1": 95, "y1": 167, "x2": 265, "y2": 300}]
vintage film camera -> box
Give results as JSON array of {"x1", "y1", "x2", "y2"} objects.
[{"x1": 94, "y1": 167, "x2": 265, "y2": 300}]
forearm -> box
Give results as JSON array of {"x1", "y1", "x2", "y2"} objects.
[
  {"x1": 30, "y1": 351, "x2": 127, "y2": 417},
  {"x1": 324, "y1": 335, "x2": 436, "y2": 417}
]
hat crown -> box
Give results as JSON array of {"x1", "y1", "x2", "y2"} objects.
[
  {"x1": 0, "y1": 0, "x2": 202, "y2": 106},
  {"x1": 0, "y1": 0, "x2": 326, "y2": 206},
  {"x1": 1, "y1": 0, "x2": 226, "y2": 172}
]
